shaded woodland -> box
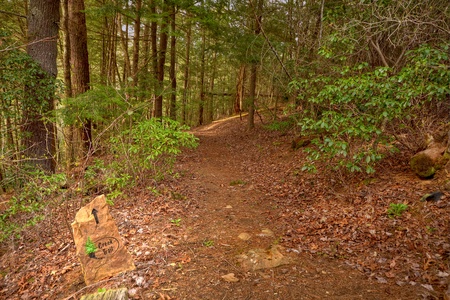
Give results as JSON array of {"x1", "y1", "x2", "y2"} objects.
[
  {"x1": 0, "y1": 0, "x2": 450, "y2": 297},
  {"x1": 1, "y1": 0, "x2": 450, "y2": 236}
]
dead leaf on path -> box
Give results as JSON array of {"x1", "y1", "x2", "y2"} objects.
[
  {"x1": 222, "y1": 273, "x2": 239, "y2": 282},
  {"x1": 238, "y1": 233, "x2": 251, "y2": 240}
]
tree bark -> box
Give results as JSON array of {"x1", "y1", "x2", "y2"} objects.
[
  {"x1": 208, "y1": 50, "x2": 217, "y2": 123},
  {"x1": 198, "y1": 27, "x2": 206, "y2": 125},
  {"x1": 248, "y1": 0, "x2": 263, "y2": 129},
  {"x1": 68, "y1": 0, "x2": 92, "y2": 154},
  {"x1": 24, "y1": 0, "x2": 60, "y2": 173},
  {"x1": 131, "y1": 0, "x2": 142, "y2": 87},
  {"x1": 181, "y1": 18, "x2": 192, "y2": 124},
  {"x1": 169, "y1": 4, "x2": 177, "y2": 120},
  {"x1": 150, "y1": 0, "x2": 158, "y2": 116},
  {"x1": 235, "y1": 65, "x2": 246, "y2": 114},
  {"x1": 154, "y1": 0, "x2": 168, "y2": 118}
]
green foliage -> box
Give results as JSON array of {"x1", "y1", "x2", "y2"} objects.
[
  {"x1": 85, "y1": 237, "x2": 97, "y2": 255},
  {"x1": 203, "y1": 239, "x2": 214, "y2": 247},
  {"x1": 81, "y1": 118, "x2": 198, "y2": 199},
  {"x1": 170, "y1": 218, "x2": 181, "y2": 226},
  {"x1": 264, "y1": 119, "x2": 294, "y2": 132},
  {"x1": 59, "y1": 85, "x2": 129, "y2": 126},
  {"x1": 230, "y1": 179, "x2": 246, "y2": 186},
  {"x1": 110, "y1": 117, "x2": 199, "y2": 184},
  {"x1": 0, "y1": 171, "x2": 66, "y2": 242},
  {"x1": 387, "y1": 203, "x2": 408, "y2": 218},
  {"x1": 293, "y1": 44, "x2": 450, "y2": 174}
]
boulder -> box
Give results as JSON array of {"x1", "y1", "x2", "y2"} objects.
[
  {"x1": 71, "y1": 195, "x2": 135, "y2": 285},
  {"x1": 410, "y1": 145, "x2": 447, "y2": 178}
]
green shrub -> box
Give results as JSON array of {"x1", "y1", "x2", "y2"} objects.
[
  {"x1": 110, "y1": 117, "x2": 198, "y2": 185},
  {"x1": 292, "y1": 43, "x2": 450, "y2": 174},
  {"x1": 0, "y1": 171, "x2": 66, "y2": 242}
]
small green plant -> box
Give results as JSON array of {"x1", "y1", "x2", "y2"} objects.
[
  {"x1": 170, "y1": 218, "x2": 181, "y2": 226},
  {"x1": 387, "y1": 203, "x2": 408, "y2": 218},
  {"x1": 97, "y1": 288, "x2": 106, "y2": 293},
  {"x1": 230, "y1": 179, "x2": 246, "y2": 186},
  {"x1": 264, "y1": 119, "x2": 294, "y2": 132},
  {"x1": 85, "y1": 237, "x2": 97, "y2": 256},
  {"x1": 426, "y1": 226, "x2": 436, "y2": 234},
  {"x1": 203, "y1": 240, "x2": 214, "y2": 247}
]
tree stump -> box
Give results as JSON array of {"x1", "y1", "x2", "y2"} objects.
[{"x1": 410, "y1": 145, "x2": 447, "y2": 178}]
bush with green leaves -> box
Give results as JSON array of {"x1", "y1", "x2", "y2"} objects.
[
  {"x1": 110, "y1": 117, "x2": 198, "y2": 185},
  {"x1": 291, "y1": 43, "x2": 450, "y2": 174},
  {"x1": 0, "y1": 171, "x2": 66, "y2": 242},
  {"x1": 59, "y1": 85, "x2": 129, "y2": 127}
]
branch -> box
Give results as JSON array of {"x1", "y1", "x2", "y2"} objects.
[
  {"x1": 368, "y1": 36, "x2": 390, "y2": 67},
  {"x1": 0, "y1": 9, "x2": 26, "y2": 18},
  {"x1": 0, "y1": 36, "x2": 58, "y2": 53}
]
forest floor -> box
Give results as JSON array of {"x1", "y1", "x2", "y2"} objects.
[{"x1": 1, "y1": 115, "x2": 450, "y2": 299}]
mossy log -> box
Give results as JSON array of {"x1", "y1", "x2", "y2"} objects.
[{"x1": 410, "y1": 145, "x2": 447, "y2": 178}]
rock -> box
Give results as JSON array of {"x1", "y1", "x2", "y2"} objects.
[
  {"x1": 260, "y1": 229, "x2": 274, "y2": 237},
  {"x1": 237, "y1": 245, "x2": 292, "y2": 271},
  {"x1": 80, "y1": 288, "x2": 128, "y2": 300},
  {"x1": 238, "y1": 233, "x2": 251, "y2": 241},
  {"x1": 221, "y1": 273, "x2": 239, "y2": 282},
  {"x1": 71, "y1": 195, "x2": 135, "y2": 285},
  {"x1": 410, "y1": 145, "x2": 447, "y2": 178}
]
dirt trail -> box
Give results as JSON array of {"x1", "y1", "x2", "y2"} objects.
[
  {"x1": 0, "y1": 116, "x2": 428, "y2": 299},
  {"x1": 158, "y1": 118, "x2": 423, "y2": 299}
]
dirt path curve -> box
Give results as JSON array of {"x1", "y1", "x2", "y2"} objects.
[{"x1": 160, "y1": 118, "x2": 422, "y2": 299}]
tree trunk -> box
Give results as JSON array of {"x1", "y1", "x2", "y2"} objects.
[
  {"x1": 198, "y1": 28, "x2": 206, "y2": 125},
  {"x1": 150, "y1": 0, "x2": 158, "y2": 116},
  {"x1": 208, "y1": 50, "x2": 217, "y2": 123},
  {"x1": 235, "y1": 65, "x2": 246, "y2": 114},
  {"x1": 119, "y1": 12, "x2": 131, "y2": 84},
  {"x1": 68, "y1": 0, "x2": 92, "y2": 154},
  {"x1": 131, "y1": 0, "x2": 142, "y2": 87},
  {"x1": 169, "y1": 4, "x2": 177, "y2": 120},
  {"x1": 154, "y1": 0, "x2": 168, "y2": 118},
  {"x1": 181, "y1": 18, "x2": 192, "y2": 125},
  {"x1": 248, "y1": 0, "x2": 263, "y2": 129},
  {"x1": 24, "y1": 0, "x2": 60, "y2": 173}
]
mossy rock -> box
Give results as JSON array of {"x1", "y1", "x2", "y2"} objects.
[{"x1": 410, "y1": 153, "x2": 436, "y2": 178}]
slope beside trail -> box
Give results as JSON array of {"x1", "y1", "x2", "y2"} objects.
[{"x1": 0, "y1": 116, "x2": 434, "y2": 299}]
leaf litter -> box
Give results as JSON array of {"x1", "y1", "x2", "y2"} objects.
[{"x1": 1, "y1": 115, "x2": 447, "y2": 299}]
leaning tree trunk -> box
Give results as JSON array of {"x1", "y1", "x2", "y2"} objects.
[{"x1": 24, "y1": 0, "x2": 60, "y2": 173}]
